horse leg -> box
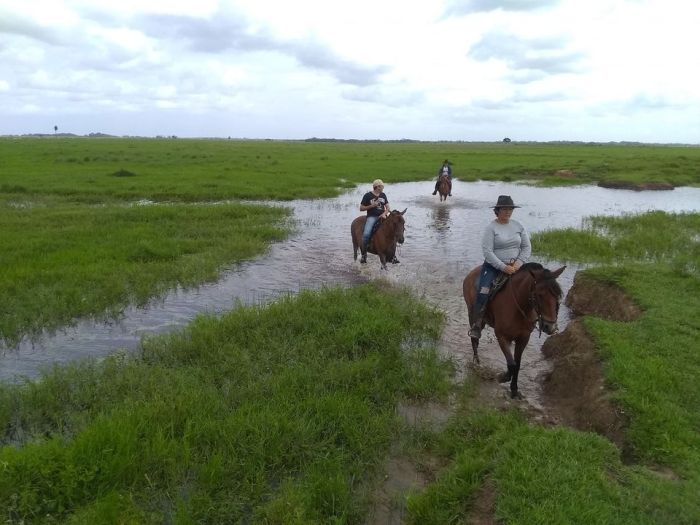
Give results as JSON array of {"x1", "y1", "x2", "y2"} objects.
[
  {"x1": 495, "y1": 334, "x2": 516, "y2": 384},
  {"x1": 470, "y1": 336, "x2": 480, "y2": 364},
  {"x1": 509, "y1": 339, "x2": 528, "y2": 399}
]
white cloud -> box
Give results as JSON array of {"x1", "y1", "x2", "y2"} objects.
[{"x1": 0, "y1": 0, "x2": 699, "y2": 142}]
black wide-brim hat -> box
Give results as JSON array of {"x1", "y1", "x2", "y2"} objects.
[{"x1": 493, "y1": 195, "x2": 520, "y2": 208}]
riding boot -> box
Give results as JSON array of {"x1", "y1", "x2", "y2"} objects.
[
  {"x1": 468, "y1": 314, "x2": 483, "y2": 339},
  {"x1": 468, "y1": 293, "x2": 488, "y2": 338},
  {"x1": 432, "y1": 181, "x2": 438, "y2": 195}
]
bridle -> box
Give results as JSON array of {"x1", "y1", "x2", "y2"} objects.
[{"x1": 509, "y1": 271, "x2": 560, "y2": 336}]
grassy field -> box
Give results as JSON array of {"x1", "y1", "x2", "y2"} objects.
[
  {"x1": 1, "y1": 138, "x2": 699, "y2": 202},
  {"x1": 1, "y1": 139, "x2": 699, "y2": 522},
  {"x1": 1, "y1": 137, "x2": 699, "y2": 345}
]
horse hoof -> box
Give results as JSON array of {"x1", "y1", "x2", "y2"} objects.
[
  {"x1": 497, "y1": 371, "x2": 512, "y2": 383},
  {"x1": 391, "y1": 257, "x2": 400, "y2": 264},
  {"x1": 360, "y1": 256, "x2": 367, "y2": 264},
  {"x1": 510, "y1": 390, "x2": 523, "y2": 400}
]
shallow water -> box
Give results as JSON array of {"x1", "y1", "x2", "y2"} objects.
[{"x1": 2, "y1": 181, "x2": 700, "y2": 402}]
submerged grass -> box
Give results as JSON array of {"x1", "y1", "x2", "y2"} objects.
[
  {"x1": 0, "y1": 284, "x2": 451, "y2": 523},
  {"x1": 0, "y1": 198, "x2": 290, "y2": 345}
]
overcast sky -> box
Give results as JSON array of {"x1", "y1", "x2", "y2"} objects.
[{"x1": 1, "y1": 0, "x2": 699, "y2": 143}]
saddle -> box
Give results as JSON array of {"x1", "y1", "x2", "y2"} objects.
[
  {"x1": 490, "y1": 273, "x2": 509, "y2": 297},
  {"x1": 473, "y1": 271, "x2": 510, "y2": 302}
]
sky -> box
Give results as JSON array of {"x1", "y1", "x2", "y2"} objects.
[{"x1": 1, "y1": 0, "x2": 699, "y2": 143}]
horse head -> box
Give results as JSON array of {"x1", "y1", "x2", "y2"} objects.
[
  {"x1": 525, "y1": 264, "x2": 565, "y2": 334},
  {"x1": 388, "y1": 208, "x2": 407, "y2": 245}
]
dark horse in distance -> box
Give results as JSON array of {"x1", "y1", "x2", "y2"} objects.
[
  {"x1": 351, "y1": 209, "x2": 407, "y2": 270},
  {"x1": 463, "y1": 262, "x2": 565, "y2": 398},
  {"x1": 437, "y1": 174, "x2": 451, "y2": 202}
]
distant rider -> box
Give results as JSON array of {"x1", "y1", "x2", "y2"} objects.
[{"x1": 432, "y1": 159, "x2": 452, "y2": 196}]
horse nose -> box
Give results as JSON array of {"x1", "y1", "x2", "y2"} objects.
[{"x1": 541, "y1": 320, "x2": 558, "y2": 335}]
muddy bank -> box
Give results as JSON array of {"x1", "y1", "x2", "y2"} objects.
[
  {"x1": 597, "y1": 181, "x2": 674, "y2": 191},
  {"x1": 540, "y1": 271, "x2": 642, "y2": 450}
]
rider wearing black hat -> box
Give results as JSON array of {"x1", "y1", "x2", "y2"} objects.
[{"x1": 468, "y1": 195, "x2": 531, "y2": 339}]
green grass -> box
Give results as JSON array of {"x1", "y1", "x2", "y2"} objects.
[
  {"x1": 1, "y1": 138, "x2": 699, "y2": 202},
  {"x1": 0, "y1": 284, "x2": 451, "y2": 523},
  {"x1": 404, "y1": 403, "x2": 699, "y2": 525},
  {"x1": 0, "y1": 197, "x2": 290, "y2": 344},
  {"x1": 3, "y1": 140, "x2": 700, "y2": 522},
  {"x1": 532, "y1": 211, "x2": 700, "y2": 269}
]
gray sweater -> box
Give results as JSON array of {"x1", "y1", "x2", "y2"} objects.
[{"x1": 481, "y1": 219, "x2": 531, "y2": 271}]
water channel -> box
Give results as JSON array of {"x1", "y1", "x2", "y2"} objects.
[{"x1": 2, "y1": 181, "x2": 699, "y2": 410}]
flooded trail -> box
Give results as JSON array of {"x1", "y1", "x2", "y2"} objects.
[{"x1": 3, "y1": 181, "x2": 700, "y2": 415}]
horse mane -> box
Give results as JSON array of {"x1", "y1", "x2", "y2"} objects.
[{"x1": 519, "y1": 262, "x2": 563, "y2": 299}]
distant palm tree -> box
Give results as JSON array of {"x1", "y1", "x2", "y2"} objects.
[{"x1": 54, "y1": 125, "x2": 58, "y2": 135}]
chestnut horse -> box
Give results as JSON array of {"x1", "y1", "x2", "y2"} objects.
[
  {"x1": 462, "y1": 262, "x2": 565, "y2": 398},
  {"x1": 437, "y1": 174, "x2": 451, "y2": 202},
  {"x1": 351, "y1": 209, "x2": 407, "y2": 270}
]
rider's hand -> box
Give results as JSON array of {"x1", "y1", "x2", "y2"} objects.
[{"x1": 503, "y1": 264, "x2": 516, "y2": 275}]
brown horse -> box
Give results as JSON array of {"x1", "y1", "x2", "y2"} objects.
[
  {"x1": 437, "y1": 174, "x2": 451, "y2": 201},
  {"x1": 351, "y1": 209, "x2": 407, "y2": 270},
  {"x1": 462, "y1": 262, "x2": 565, "y2": 398}
]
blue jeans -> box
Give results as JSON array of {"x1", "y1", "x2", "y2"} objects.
[
  {"x1": 474, "y1": 262, "x2": 500, "y2": 315},
  {"x1": 362, "y1": 215, "x2": 379, "y2": 247}
]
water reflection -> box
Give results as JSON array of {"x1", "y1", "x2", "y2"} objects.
[
  {"x1": 430, "y1": 203, "x2": 451, "y2": 236},
  {"x1": 2, "y1": 181, "x2": 700, "y2": 388}
]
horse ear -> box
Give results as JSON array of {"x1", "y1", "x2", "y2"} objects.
[
  {"x1": 400, "y1": 208, "x2": 407, "y2": 215},
  {"x1": 551, "y1": 266, "x2": 566, "y2": 278}
]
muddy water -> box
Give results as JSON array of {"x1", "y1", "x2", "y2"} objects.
[{"x1": 2, "y1": 181, "x2": 700, "y2": 404}]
